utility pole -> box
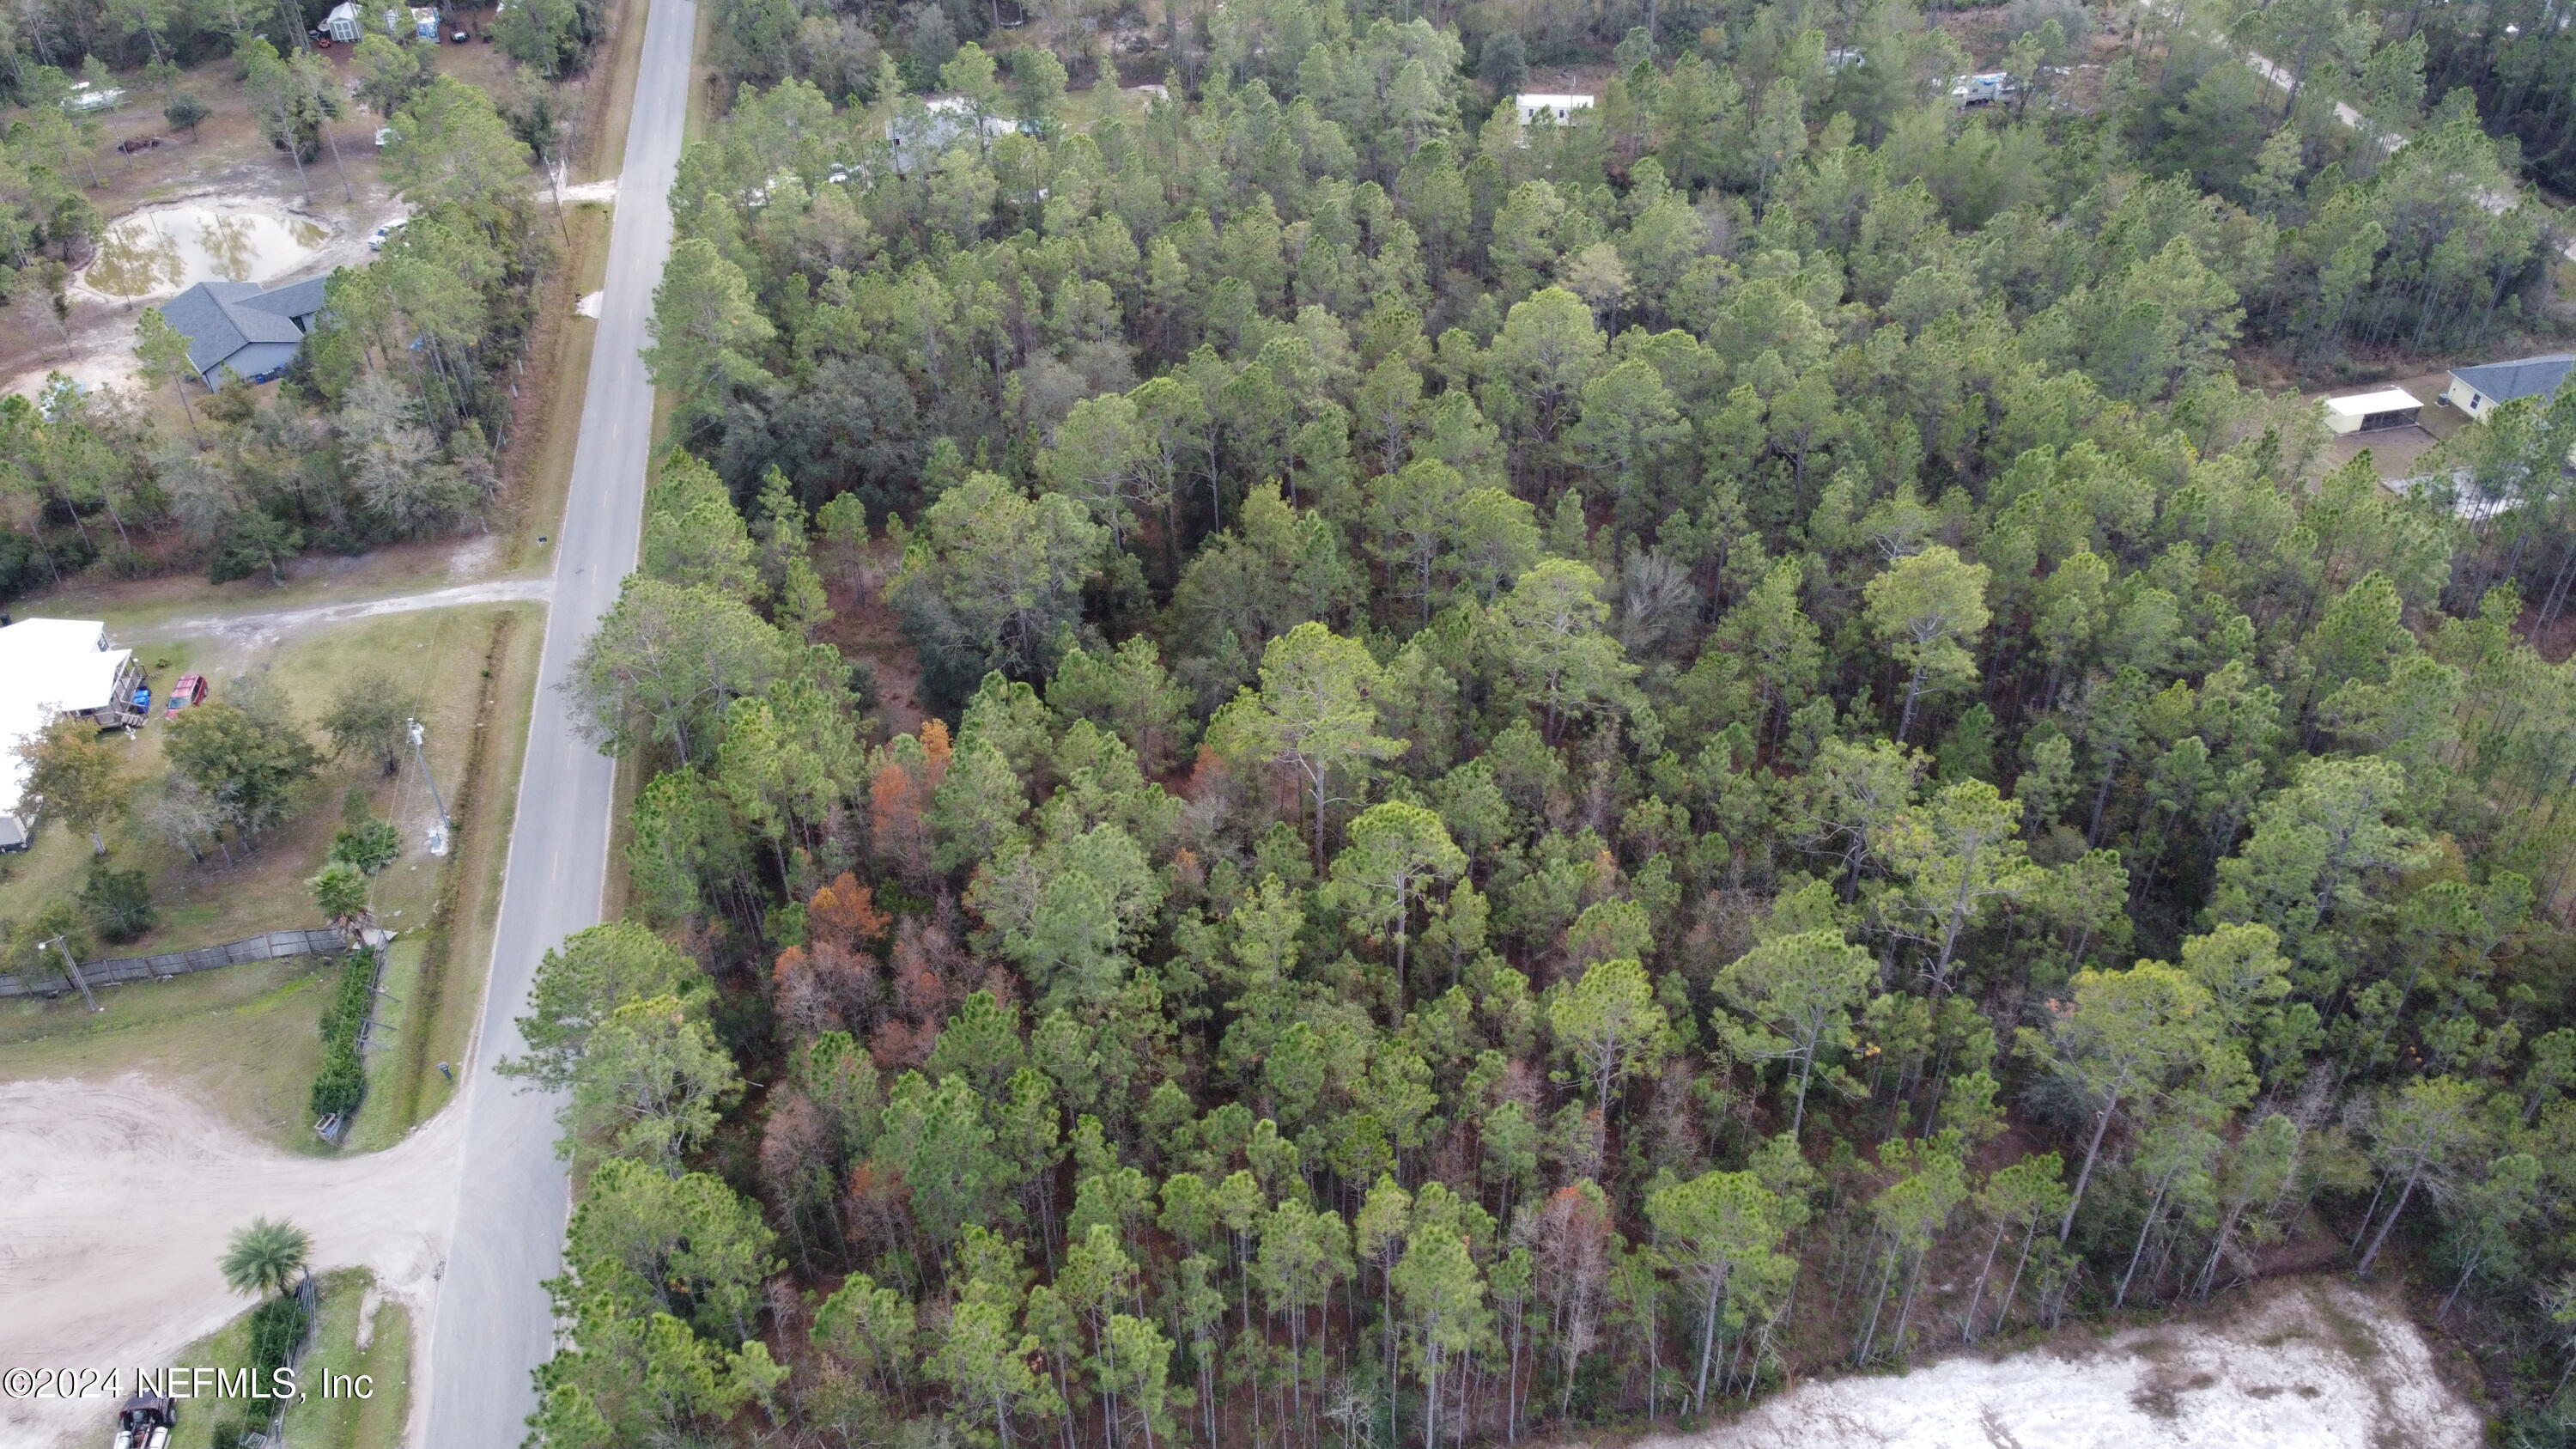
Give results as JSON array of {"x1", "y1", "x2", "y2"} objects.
[
  {"x1": 38, "y1": 935, "x2": 98, "y2": 1012},
  {"x1": 408, "y1": 717, "x2": 450, "y2": 857}
]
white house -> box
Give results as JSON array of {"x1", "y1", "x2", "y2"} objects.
[
  {"x1": 1511, "y1": 94, "x2": 1594, "y2": 126},
  {"x1": 887, "y1": 95, "x2": 1020, "y2": 174},
  {"x1": 2444, "y1": 354, "x2": 2574, "y2": 419},
  {"x1": 2321, "y1": 387, "x2": 2422, "y2": 435},
  {"x1": 0, "y1": 618, "x2": 146, "y2": 852}
]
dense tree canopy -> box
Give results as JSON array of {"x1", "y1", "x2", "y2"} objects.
[{"x1": 528, "y1": 0, "x2": 2576, "y2": 1445}]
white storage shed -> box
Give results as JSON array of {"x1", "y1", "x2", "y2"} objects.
[{"x1": 2321, "y1": 388, "x2": 2423, "y2": 435}]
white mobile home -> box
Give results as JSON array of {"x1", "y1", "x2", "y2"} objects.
[
  {"x1": 1511, "y1": 94, "x2": 1594, "y2": 126},
  {"x1": 1949, "y1": 72, "x2": 2014, "y2": 107},
  {"x1": 0, "y1": 618, "x2": 147, "y2": 850}
]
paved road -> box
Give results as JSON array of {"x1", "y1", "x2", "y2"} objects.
[{"x1": 419, "y1": 0, "x2": 695, "y2": 1436}]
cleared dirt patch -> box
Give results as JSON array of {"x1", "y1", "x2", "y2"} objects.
[
  {"x1": 0, "y1": 1074, "x2": 459, "y2": 1449},
  {"x1": 1649, "y1": 1278, "x2": 2480, "y2": 1449}
]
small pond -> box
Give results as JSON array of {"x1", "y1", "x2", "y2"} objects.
[{"x1": 78, "y1": 201, "x2": 334, "y2": 301}]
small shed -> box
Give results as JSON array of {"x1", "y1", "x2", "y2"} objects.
[
  {"x1": 410, "y1": 6, "x2": 438, "y2": 37},
  {"x1": 2322, "y1": 387, "x2": 2423, "y2": 435},
  {"x1": 324, "y1": 1, "x2": 363, "y2": 40}
]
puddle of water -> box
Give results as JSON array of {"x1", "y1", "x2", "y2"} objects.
[{"x1": 79, "y1": 203, "x2": 334, "y2": 301}]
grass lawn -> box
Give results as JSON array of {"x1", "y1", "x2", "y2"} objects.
[
  {"x1": 0, "y1": 600, "x2": 545, "y2": 1148},
  {"x1": 151, "y1": 1269, "x2": 410, "y2": 1449},
  {"x1": 580, "y1": 0, "x2": 653, "y2": 181},
  {"x1": 495, "y1": 198, "x2": 614, "y2": 577},
  {"x1": 0, "y1": 955, "x2": 336, "y2": 1148},
  {"x1": 280, "y1": 1269, "x2": 414, "y2": 1449}
]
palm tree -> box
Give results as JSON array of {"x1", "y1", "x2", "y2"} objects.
[
  {"x1": 219, "y1": 1218, "x2": 312, "y2": 1301},
  {"x1": 310, "y1": 861, "x2": 374, "y2": 946}
]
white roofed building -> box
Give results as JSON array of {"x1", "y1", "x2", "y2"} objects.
[
  {"x1": 0, "y1": 618, "x2": 146, "y2": 850},
  {"x1": 2321, "y1": 387, "x2": 2423, "y2": 435},
  {"x1": 1512, "y1": 94, "x2": 1594, "y2": 126}
]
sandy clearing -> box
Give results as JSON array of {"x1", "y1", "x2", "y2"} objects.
[
  {"x1": 447, "y1": 533, "x2": 502, "y2": 580},
  {"x1": 0, "y1": 1075, "x2": 462, "y2": 1449},
  {"x1": 1649, "y1": 1278, "x2": 2481, "y2": 1449},
  {"x1": 143, "y1": 575, "x2": 553, "y2": 644},
  {"x1": 3, "y1": 334, "x2": 146, "y2": 404}
]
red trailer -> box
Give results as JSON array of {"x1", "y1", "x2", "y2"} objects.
[{"x1": 165, "y1": 673, "x2": 207, "y2": 718}]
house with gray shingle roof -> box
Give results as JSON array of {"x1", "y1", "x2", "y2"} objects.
[
  {"x1": 161, "y1": 274, "x2": 333, "y2": 387},
  {"x1": 2443, "y1": 353, "x2": 2575, "y2": 419}
]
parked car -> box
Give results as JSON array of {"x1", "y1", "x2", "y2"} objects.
[
  {"x1": 370, "y1": 220, "x2": 405, "y2": 249},
  {"x1": 165, "y1": 673, "x2": 207, "y2": 718}
]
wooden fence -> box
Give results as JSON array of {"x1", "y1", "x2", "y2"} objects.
[{"x1": 0, "y1": 928, "x2": 346, "y2": 999}]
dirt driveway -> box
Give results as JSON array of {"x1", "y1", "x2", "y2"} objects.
[
  {"x1": 142, "y1": 575, "x2": 554, "y2": 644},
  {"x1": 0, "y1": 1075, "x2": 462, "y2": 1449}
]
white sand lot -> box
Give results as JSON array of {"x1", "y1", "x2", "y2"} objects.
[
  {"x1": 1647, "y1": 1278, "x2": 2481, "y2": 1449},
  {"x1": 0, "y1": 1075, "x2": 460, "y2": 1449}
]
